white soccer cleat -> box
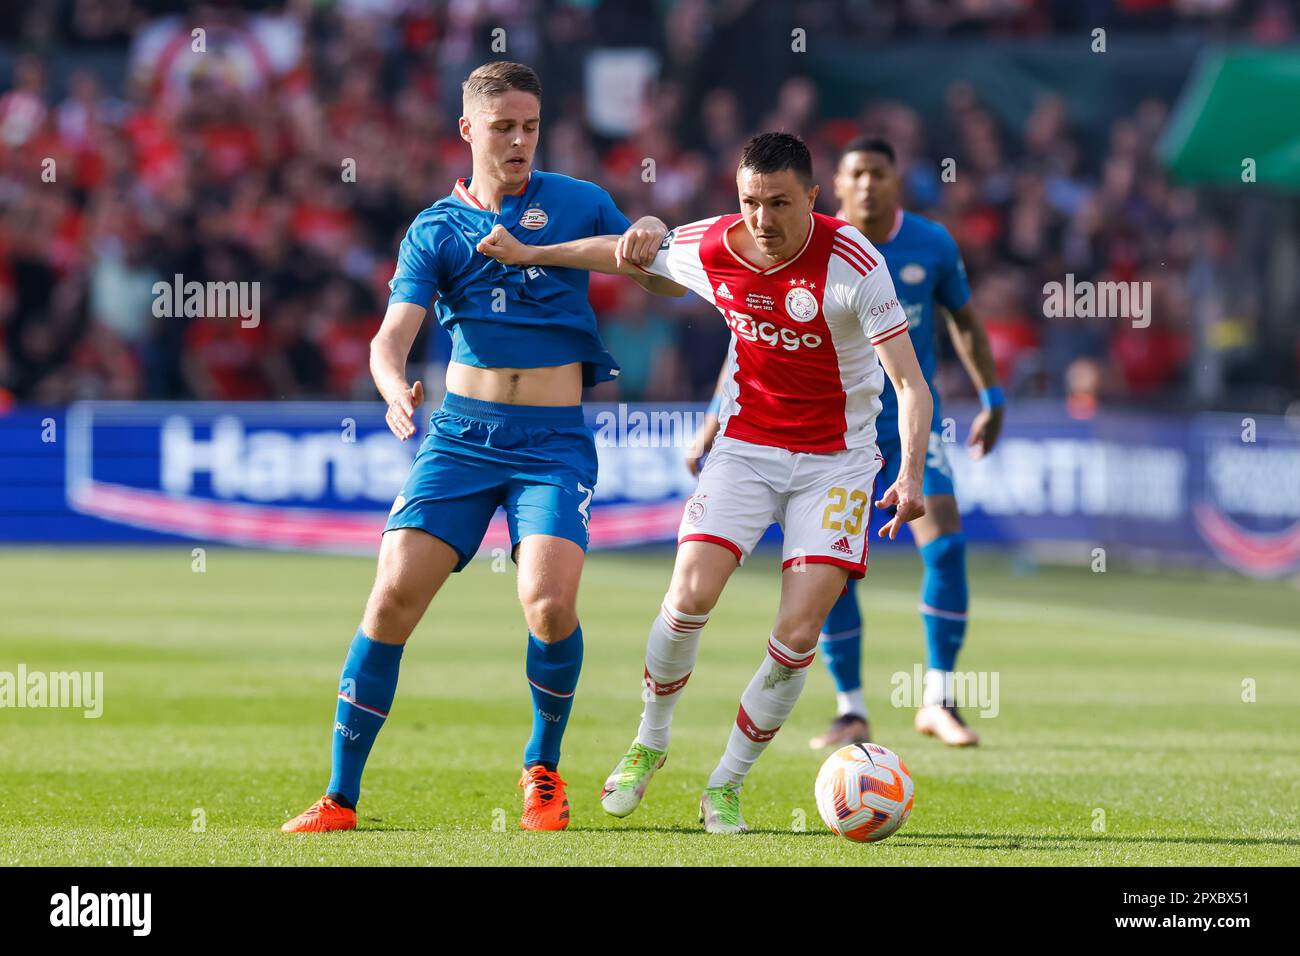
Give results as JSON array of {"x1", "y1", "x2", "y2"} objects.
[
  {"x1": 699, "y1": 782, "x2": 748, "y2": 834},
  {"x1": 600, "y1": 741, "x2": 667, "y2": 818},
  {"x1": 915, "y1": 704, "x2": 980, "y2": 746}
]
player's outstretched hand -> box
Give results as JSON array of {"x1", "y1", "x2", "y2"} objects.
[
  {"x1": 967, "y1": 406, "x2": 1004, "y2": 460},
  {"x1": 386, "y1": 380, "x2": 424, "y2": 442},
  {"x1": 476, "y1": 225, "x2": 532, "y2": 266},
  {"x1": 616, "y1": 217, "x2": 668, "y2": 269},
  {"x1": 875, "y1": 476, "x2": 925, "y2": 539}
]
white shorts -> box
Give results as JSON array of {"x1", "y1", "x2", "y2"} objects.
[{"x1": 678, "y1": 436, "x2": 884, "y2": 579}]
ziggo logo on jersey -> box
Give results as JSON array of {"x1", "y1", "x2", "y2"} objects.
[{"x1": 725, "y1": 310, "x2": 823, "y2": 351}]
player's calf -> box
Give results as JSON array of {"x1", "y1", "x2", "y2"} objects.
[
  {"x1": 706, "y1": 634, "x2": 816, "y2": 796},
  {"x1": 637, "y1": 600, "x2": 710, "y2": 750},
  {"x1": 515, "y1": 535, "x2": 586, "y2": 829},
  {"x1": 281, "y1": 531, "x2": 456, "y2": 834}
]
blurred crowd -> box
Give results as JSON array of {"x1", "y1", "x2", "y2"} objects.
[{"x1": 0, "y1": 0, "x2": 1296, "y2": 411}]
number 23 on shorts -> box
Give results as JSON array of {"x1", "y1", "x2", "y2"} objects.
[{"x1": 821, "y1": 486, "x2": 869, "y2": 535}]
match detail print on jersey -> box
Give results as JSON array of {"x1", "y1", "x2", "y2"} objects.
[{"x1": 638, "y1": 212, "x2": 907, "y2": 454}]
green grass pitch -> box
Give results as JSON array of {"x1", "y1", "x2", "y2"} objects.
[{"x1": 1, "y1": 546, "x2": 1297, "y2": 866}]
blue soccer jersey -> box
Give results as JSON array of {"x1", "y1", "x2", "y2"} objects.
[
  {"x1": 873, "y1": 210, "x2": 971, "y2": 438},
  {"x1": 389, "y1": 170, "x2": 631, "y2": 386},
  {"x1": 383, "y1": 170, "x2": 636, "y2": 570}
]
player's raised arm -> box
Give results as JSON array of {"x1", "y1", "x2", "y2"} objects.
[
  {"x1": 478, "y1": 226, "x2": 619, "y2": 272},
  {"x1": 477, "y1": 218, "x2": 688, "y2": 297},
  {"x1": 370, "y1": 300, "x2": 428, "y2": 442}
]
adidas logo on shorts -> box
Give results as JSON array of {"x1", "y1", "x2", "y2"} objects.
[{"x1": 830, "y1": 535, "x2": 853, "y2": 555}]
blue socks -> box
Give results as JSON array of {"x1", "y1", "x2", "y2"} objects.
[
  {"x1": 322, "y1": 622, "x2": 589, "y2": 805},
  {"x1": 918, "y1": 533, "x2": 969, "y2": 672},
  {"x1": 524, "y1": 625, "x2": 584, "y2": 770},
  {"x1": 819, "y1": 532, "x2": 971, "y2": 708},
  {"x1": 327, "y1": 628, "x2": 404, "y2": 809},
  {"x1": 820, "y1": 578, "x2": 863, "y2": 694}
]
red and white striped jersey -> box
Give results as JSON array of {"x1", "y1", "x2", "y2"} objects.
[{"x1": 639, "y1": 211, "x2": 908, "y2": 453}]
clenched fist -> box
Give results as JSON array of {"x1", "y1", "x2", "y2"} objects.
[
  {"x1": 476, "y1": 225, "x2": 533, "y2": 266},
  {"x1": 615, "y1": 217, "x2": 669, "y2": 269}
]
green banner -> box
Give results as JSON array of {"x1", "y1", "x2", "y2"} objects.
[{"x1": 1159, "y1": 47, "x2": 1300, "y2": 190}]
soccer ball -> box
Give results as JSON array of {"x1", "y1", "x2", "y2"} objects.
[{"x1": 814, "y1": 743, "x2": 914, "y2": 843}]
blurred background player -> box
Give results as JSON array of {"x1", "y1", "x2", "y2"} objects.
[
  {"x1": 281, "y1": 61, "x2": 678, "y2": 834},
  {"x1": 480, "y1": 132, "x2": 933, "y2": 833},
  {"x1": 687, "y1": 137, "x2": 1004, "y2": 748}
]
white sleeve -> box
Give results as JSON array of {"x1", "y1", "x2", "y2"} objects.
[
  {"x1": 634, "y1": 218, "x2": 719, "y2": 302},
  {"x1": 832, "y1": 225, "x2": 909, "y2": 346}
]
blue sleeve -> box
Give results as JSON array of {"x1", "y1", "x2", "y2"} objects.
[
  {"x1": 593, "y1": 186, "x2": 632, "y2": 236},
  {"x1": 934, "y1": 229, "x2": 971, "y2": 312},
  {"x1": 388, "y1": 215, "x2": 454, "y2": 308}
]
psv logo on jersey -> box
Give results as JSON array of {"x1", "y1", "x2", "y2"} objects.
[{"x1": 520, "y1": 207, "x2": 549, "y2": 230}]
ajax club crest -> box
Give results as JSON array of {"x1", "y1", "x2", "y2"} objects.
[
  {"x1": 784, "y1": 285, "x2": 819, "y2": 322},
  {"x1": 685, "y1": 495, "x2": 707, "y2": 525}
]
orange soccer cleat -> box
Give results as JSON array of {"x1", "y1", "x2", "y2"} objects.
[
  {"x1": 280, "y1": 796, "x2": 357, "y2": 833},
  {"x1": 518, "y1": 766, "x2": 570, "y2": 831}
]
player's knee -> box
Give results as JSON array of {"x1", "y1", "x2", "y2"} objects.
[
  {"x1": 771, "y1": 619, "x2": 821, "y2": 655},
  {"x1": 665, "y1": 560, "x2": 727, "y2": 616},
  {"x1": 521, "y1": 593, "x2": 578, "y2": 642},
  {"x1": 925, "y1": 497, "x2": 963, "y2": 537},
  {"x1": 664, "y1": 583, "x2": 717, "y2": 618},
  {"x1": 364, "y1": 581, "x2": 422, "y2": 641}
]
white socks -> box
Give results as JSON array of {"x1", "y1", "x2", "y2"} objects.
[
  {"x1": 707, "y1": 635, "x2": 814, "y2": 788},
  {"x1": 923, "y1": 668, "x2": 956, "y2": 707},
  {"x1": 836, "y1": 688, "x2": 867, "y2": 719},
  {"x1": 636, "y1": 602, "x2": 708, "y2": 751}
]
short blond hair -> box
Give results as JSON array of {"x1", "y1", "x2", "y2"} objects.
[{"x1": 462, "y1": 61, "x2": 542, "y2": 113}]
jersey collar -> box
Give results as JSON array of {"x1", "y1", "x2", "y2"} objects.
[
  {"x1": 722, "y1": 212, "x2": 815, "y2": 275},
  {"x1": 453, "y1": 172, "x2": 532, "y2": 211},
  {"x1": 886, "y1": 207, "x2": 904, "y2": 242}
]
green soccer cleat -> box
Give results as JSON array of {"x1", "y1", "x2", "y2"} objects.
[
  {"x1": 699, "y1": 782, "x2": 748, "y2": 834},
  {"x1": 600, "y1": 741, "x2": 667, "y2": 818}
]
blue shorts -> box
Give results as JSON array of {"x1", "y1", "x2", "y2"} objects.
[
  {"x1": 384, "y1": 392, "x2": 597, "y2": 571},
  {"x1": 875, "y1": 417, "x2": 956, "y2": 502}
]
